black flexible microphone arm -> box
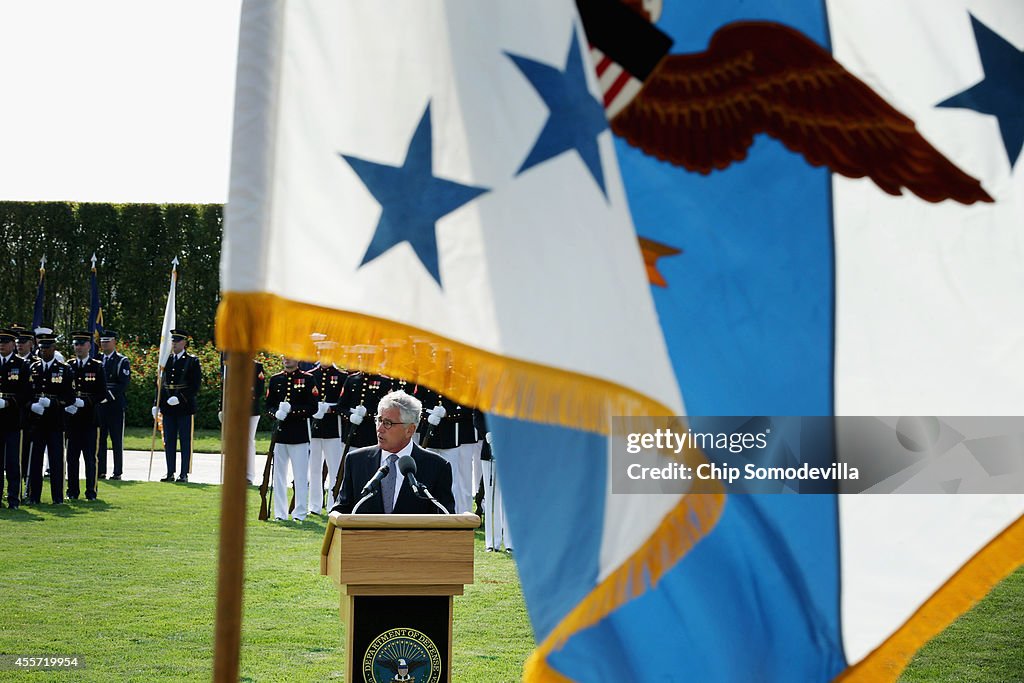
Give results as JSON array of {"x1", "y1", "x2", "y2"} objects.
[
  {"x1": 351, "y1": 487, "x2": 380, "y2": 514},
  {"x1": 416, "y1": 485, "x2": 452, "y2": 515}
]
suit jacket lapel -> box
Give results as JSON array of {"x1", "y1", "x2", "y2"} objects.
[{"x1": 366, "y1": 449, "x2": 385, "y2": 513}]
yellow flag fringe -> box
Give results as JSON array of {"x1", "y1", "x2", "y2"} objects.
[
  {"x1": 523, "y1": 492, "x2": 726, "y2": 682},
  {"x1": 216, "y1": 292, "x2": 676, "y2": 434},
  {"x1": 835, "y1": 513, "x2": 1024, "y2": 683}
]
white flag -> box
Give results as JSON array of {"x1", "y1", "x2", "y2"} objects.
[
  {"x1": 218, "y1": 0, "x2": 683, "y2": 428},
  {"x1": 157, "y1": 258, "x2": 178, "y2": 369}
]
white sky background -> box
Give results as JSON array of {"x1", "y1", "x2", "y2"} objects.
[{"x1": 0, "y1": 0, "x2": 240, "y2": 204}]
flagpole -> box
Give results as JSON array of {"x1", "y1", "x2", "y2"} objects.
[
  {"x1": 149, "y1": 257, "x2": 179, "y2": 481},
  {"x1": 213, "y1": 349, "x2": 254, "y2": 681},
  {"x1": 32, "y1": 255, "x2": 46, "y2": 330}
]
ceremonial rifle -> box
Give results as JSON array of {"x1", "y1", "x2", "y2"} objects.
[{"x1": 257, "y1": 423, "x2": 279, "y2": 521}]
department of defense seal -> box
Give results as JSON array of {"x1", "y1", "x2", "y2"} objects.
[{"x1": 362, "y1": 627, "x2": 442, "y2": 683}]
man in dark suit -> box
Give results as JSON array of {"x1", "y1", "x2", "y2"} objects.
[
  {"x1": 154, "y1": 329, "x2": 201, "y2": 483},
  {"x1": 333, "y1": 390, "x2": 455, "y2": 515}
]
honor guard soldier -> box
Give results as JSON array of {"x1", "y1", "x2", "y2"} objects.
[
  {"x1": 265, "y1": 357, "x2": 317, "y2": 521},
  {"x1": 154, "y1": 329, "x2": 201, "y2": 483},
  {"x1": 26, "y1": 332, "x2": 74, "y2": 504},
  {"x1": 417, "y1": 391, "x2": 483, "y2": 514},
  {"x1": 337, "y1": 371, "x2": 396, "y2": 448},
  {"x1": 219, "y1": 357, "x2": 265, "y2": 483},
  {"x1": 65, "y1": 331, "x2": 110, "y2": 500},
  {"x1": 11, "y1": 324, "x2": 37, "y2": 487},
  {"x1": 0, "y1": 328, "x2": 32, "y2": 509},
  {"x1": 34, "y1": 326, "x2": 65, "y2": 363},
  {"x1": 478, "y1": 417, "x2": 513, "y2": 553},
  {"x1": 308, "y1": 359, "x2": 347, "y2": 514},
  {"x1": 97, "y1": 330, "x2": 131, "y2": 480},
  {"x1": 12, "y1": 324, "x2": 37, "y2": 363}
]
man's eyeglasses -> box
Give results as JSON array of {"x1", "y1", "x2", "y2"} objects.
[{"x1": 374, "y1": 417, "x2": 410, "y2": 430}]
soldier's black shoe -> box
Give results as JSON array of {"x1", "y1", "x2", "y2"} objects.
[
  {"x1": 86, "y1": 495, "x2": 97, "y2": 501},
  {"x1": 109, "y1": 474, "x2": 122, "y2": 481},
  {"x1": 160, "y1": 474, "x2": 175, "y2": 482},
  {"x1": 67, "y1": 495, "x2": 79, "y2": 500},
  {"x1": 176, "y1": 475, "x2": 188, "y2": 483},
  {"x1": 98, "y1": 474, "x2": 107, "y2": 480}
]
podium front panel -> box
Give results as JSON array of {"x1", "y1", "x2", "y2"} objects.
[{"x1": 353, "y1": 595, "x2": 450, "y2": 683}]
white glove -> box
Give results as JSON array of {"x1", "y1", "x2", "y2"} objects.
[
  {"x1": 39, "y1": 396, "x2": 51, "y2": 408},
  {"x1": 274, "y1": 408, "x2": 289, "y2": 421},
  {"x1": 217, "y1": 410, "x2": 223, "y2": 424},
  {"x1": 31, "y1": 402, "x2": 45, "y2": 415},
  {"x1": 279, "y1": 401, "x2": 292, "y2": 414},
  {"x1": 350, "y1": 404, "x2": 367, "y2": 425},
  {"x1": 167, "y1": 395, "x2": 180, "y2": 406},
  {"x1": 485, "y1": 432, "x2": 492, "y2": 444},
  {"x1": 427, "y1": 404, "x2": 447, "y2": 426},
  {"x1": 0, "y1": 398, "x2": 6, "y2": 410},
  {"x1": 152, "y1": 406, "x2": 159, "y2": 419},
  {"x1": 313, "y1": 402, "x2": 329, "y2": 420},
  {"x1": 74, "y1": 398, "x2": 85, "y2": 408},
  {"x1": 65, "y1": 405, "x2": 79, "y2": 415}
]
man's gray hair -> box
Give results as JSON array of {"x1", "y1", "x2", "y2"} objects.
[{"x1": 378, "y1": 390, "x2": 422, "y2": 426}]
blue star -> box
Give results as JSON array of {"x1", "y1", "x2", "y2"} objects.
[
  {"x1": 507, "y1": 28, "x2": 610, "y2": 197},
  {"x1": 340, "y1": 104, "x2": 488, "y2": 285},
  {"x1": 938, "y1": 14, "x2": 1024, "y2": 169}
]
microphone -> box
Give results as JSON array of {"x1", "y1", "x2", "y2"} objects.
[
  {"x1": 359, "y1": 463, "x2": 390, "y2": 497},
  {"x1": 397, "y1": 454, "x2": 422, "y2": 496},
  {"x1": 398, "y1": 453, "x2": 451, "y2": 514}
]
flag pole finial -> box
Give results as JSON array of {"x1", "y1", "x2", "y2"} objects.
[
  {"x1": 91, "y1": 253, "x2": 97, "y2": 269},
  {"x1": 172, "y1": 256, "x2": 180, "y2": 268},
  {"x1": 39, "y1": 255, "x2": 46, "y2": 270}
]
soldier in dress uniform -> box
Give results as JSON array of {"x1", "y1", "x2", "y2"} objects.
[
  {"x1": 417, "y1": 390, "x2": 483, "y2": 514},
  {"x1": 153, "y1": 329, "x2": 201, "y2": 483},
  {"x1": 29, "y1": 326, "x2": 64, "y2": 482},
  {"x1": 96, "y1": 330, "x2": 131, "y2": 480},
  {"x1": 26, "y1": 332, "x2": 74, "y2": 504},
  {"x1": 0, "y1": 328, "x2": 32, "y2": 509},
  {"x1": 308, "y1": 357, "x2": 347, "y2": 514},
  {"x1": 265, "y1": 356, "x2": 317, "y2": 521},
  {"x1": 12, "y1": 324, "x2": 36, "y2": 362},
  {"x1": 11, "y1": 324, "x2": 38, "y2": 489},
  {"x1": 478, "y1": 416, "x2": 513, "y2": 553},
  {"x1": 337, "y1": 371, "x2": 397, "y2": 448},
  {"x1": 65, "y1": 331, "x2": 110, "y2": 501}
]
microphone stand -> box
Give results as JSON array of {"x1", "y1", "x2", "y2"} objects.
[
  {"x1": 351, "y1": 486, "x2": 380, "y2": 514},
  {"x1": 415, "y1": 485, "x2": 451, "y2": 515}
]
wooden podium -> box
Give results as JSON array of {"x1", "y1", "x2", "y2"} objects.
[{"x1": 320, "y1": 512, "x2": 480, "y2": 683}]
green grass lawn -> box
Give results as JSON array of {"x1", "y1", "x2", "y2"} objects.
[
  {"x1": 900, "y1": 567, "x2": 1024, "y2": 682},
  {"x1": 0, "y1": 483, "x2": 1019, "y2": 681},
  {"x1": 0, "y1": 483, "x2": 531, "y2": 682}
]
